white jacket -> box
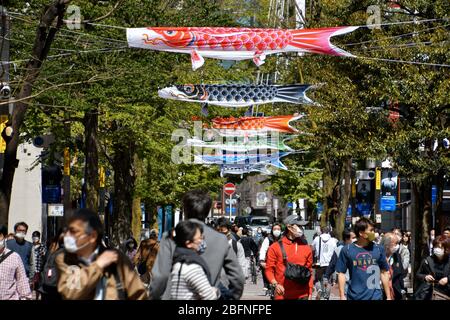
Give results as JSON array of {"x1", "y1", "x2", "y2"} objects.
[
  {"x1": 259, "y1": 237, "x2": 271, "y2": 261},
  {"x1": 312, "y1": 233, "x2": 337, "y2": 267}
]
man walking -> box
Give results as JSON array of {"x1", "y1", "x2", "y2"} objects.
[
  {"x1": 31, "y1": 231, "x2": 47, "y2": 299},
  {"x1": 265, "y1": 215, "x2": 313, "y2": 300},
  {"x1": 6, "y1": 222, "x2": 33, "y2": 278},
  {"x1": 323, "y1": 229, "x2": 356, "y2": 296},
  {"x1": 240, "y1": 227, "x2": 259, "y2": 281},
  {"x1": 150, "y1": 190, "x2": 244, "y2": 300},
  {"x1": 336, "y1": 218, "x2": 392, "y2": 300},
  {"x1": 0, "y1": 225, "x2": 32, "y2": 300},
  {"x1": 312, "y1": 226, "x2": 337, "y2": 299},
  {"x1": 56, "y1": 209, "x2": 147, "y2": 300}
]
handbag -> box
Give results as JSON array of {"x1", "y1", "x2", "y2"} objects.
[
  {"x1": 414, "y1": 256, "x2": 449, "y2": 300},
  {"x1": 413, "y1": 282, "x2": 432, "y2": 300},
  {"x1": 432, "y1": 286, "x2": 450, "y2": 300},
  {"x1": 113, "y1": 269, "x2": 128, "y2": 300},
  {"x1": 278, "y1": 240, "x2": 311, "y2": 285}
]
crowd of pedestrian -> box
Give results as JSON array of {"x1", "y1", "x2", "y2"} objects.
[{"x1": 0, "y1": 190, "x2": 449, "y2": 301}]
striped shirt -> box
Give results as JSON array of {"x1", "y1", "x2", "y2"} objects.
[
  {"x1": 0, "y1": 249, "x2": 32, "y2": 300},
  {"x1": 170, "y1": 262, "x2": 218, "y2": 300}
]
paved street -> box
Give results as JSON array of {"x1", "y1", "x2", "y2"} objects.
[
  {"x1": 241, "y1": 272, "x2": 270, "y2": 300},
  {"x1": 241, "y1": 269, "x2": 341, "y2": 300}
]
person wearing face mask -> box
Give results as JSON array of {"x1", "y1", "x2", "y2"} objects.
[
  {"x1": 55, "y1": 208, "x2": 147, "y2": 300},
  {"x1": 414, "y1": 235, "x2": 450, "y2": 300},
  {"x1": 0, "y1": 224, "x2": 32, "y2": 300},
  {"x1": 380, "y1": 232, "x2": 407, "y2": 300},
  {"x1": 170, "y1": 220, "x2": 219, "y2": 300},
  {"x1": 30, "y1": 231, "x2": 46, "y2": 299},
  {"x1": 253, "y1": 227, "x2": 264, "y2": 248},
  {"x1": 259, "y1": 223, "x2": 283, "y2": 292},
  {"x1": 37, "y1": 229, "x2": 65, "y2": 301},
  {"x1": 392, "y1": 228, "x2": 410, "y2": 272},
  {"x1": 215, "y1": 219, "x2": 246, "y2": 300},
  {"x1": 336, "y1": 217, "x2": 392, "y2": 300},
  {"x1": 312, "y1": 226, "x2": 338, "y2": 300},
  {"x1": 6, "y1": 222, "x2": 33, "y2": 279},
  {"x1": 323, "y1": 229, "x2": 356, "y2": 297},
  {"x1": 240, "y1": 227, "x2": 259, "y2": 281},
  {"x1": 216, "y1": 218, "x2": 246, "y2": 276},
  {"x1": 133, "y1": 229, "x2": 160, "y2": 288},
  {"x1": 123, "y1": 237, "x2": 137, "y2": 269},
  {"x1": 150, "y1": 190, "x2": 244, "y2": 300},
  {"x1": 265, "y1": 215, "x2": 313, "y2": 300}
]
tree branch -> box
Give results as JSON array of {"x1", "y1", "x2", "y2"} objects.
[
  {"x1": 84, "y1": 0, "x2": 125, "y2": 23},
  {"x1": 0, "y1": 76, "x2": 114, "y2": 106}
]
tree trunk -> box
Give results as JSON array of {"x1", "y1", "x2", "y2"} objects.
[
  {"x1": 131, "y1": 154, "x2": 143, "y2": 244},
  {"x1": 83, "y1": 110, "x2": 99, "y2": 213},
  {"x1": 321, "y1": 167, "x2": 333, "y2": 228},
  {"x1": 0, "y1": 0, "x2": 70, "y2": 226},
  {"x1": 321, "y1": 156, "x2": 345, "y2": 235},
  {"x1": 412, "y1": 179, "x2": 431, "y2": 290},
  {"x1": 336, "y1": 158, "x2": 352, "y2": 241},
  {"x1": 111, "y1": 123, "x2": 136, "y2": 247},
  {"x1": 132, "y1": 197, "x2": 141, "y2": 244}
]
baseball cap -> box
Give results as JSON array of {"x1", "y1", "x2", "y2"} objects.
[{"x1": 283, "y1": 214, "x2": 309, "y2": 226}]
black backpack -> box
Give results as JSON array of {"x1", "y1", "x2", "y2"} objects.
[{"x1": 40, "y1": 249, "x2": 63, "y2": 289}]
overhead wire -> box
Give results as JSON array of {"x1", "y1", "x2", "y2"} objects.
[
  {"x1": 353, "y1": 56, "x2": 450, "y2": 68},
  {"x1": 342, "y1": 24, "x2": 450, "y2": 47}
]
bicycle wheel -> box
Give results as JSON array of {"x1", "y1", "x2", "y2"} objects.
[{"x1": 251, "y1": 260, "x2": 257, "y2": 284}]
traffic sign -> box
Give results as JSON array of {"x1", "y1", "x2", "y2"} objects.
[
  {"x1": 432, "y1": 185, "x2": 437, "y2": 205},
  {"x1": 48, "y1": 204, "x2": 64, "y2": 217},
  {"x1": 224, "y1": 183, "x2": 236, "y2": 196}
]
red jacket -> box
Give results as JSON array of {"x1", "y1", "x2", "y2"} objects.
[{"x1": 265, "y1": 236, "x2": 313, "y2": 300}]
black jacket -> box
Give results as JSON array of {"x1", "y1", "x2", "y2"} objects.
[
  {"x1": 390, "y1": 252, "x2": 407, "y2": 300},
  {"x1": 416, "y1": 255, "x2": 450, "y2": 298},
  {"x1": 240, "y1": 236, "x2": 258, "y2": 258},
  {"x1": 324, "y1": 250, "x2": 339, "y2": 281}
]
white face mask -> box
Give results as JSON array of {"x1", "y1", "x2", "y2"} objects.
[
  {"x1": 273, "y1": 230, "x2": 281, "y2": 238},
  {"x1": 32, "y1": 237, "x2": 40, "y2": 243},
  {"x1": 351, "y1": 238, "x2": 357, "y2": 243},
  {"x1": 0, "y1": 238, "x2": 5, "y2": 249},
  {"x1": 64, "y1": 234, "x2": 89, "y2": 253},
  {"x1": 15, "y1": 232, "x2": 26, "y2": 239},
  {"x1": 433, "y1": 247, "x2": 444, "y2": 257},
  {"x1": 393, "y1": 244, "x2": 400, "y2": 253},
  {"x1": 290, "y1": 225, "x2": 303, "y2": 238}
]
